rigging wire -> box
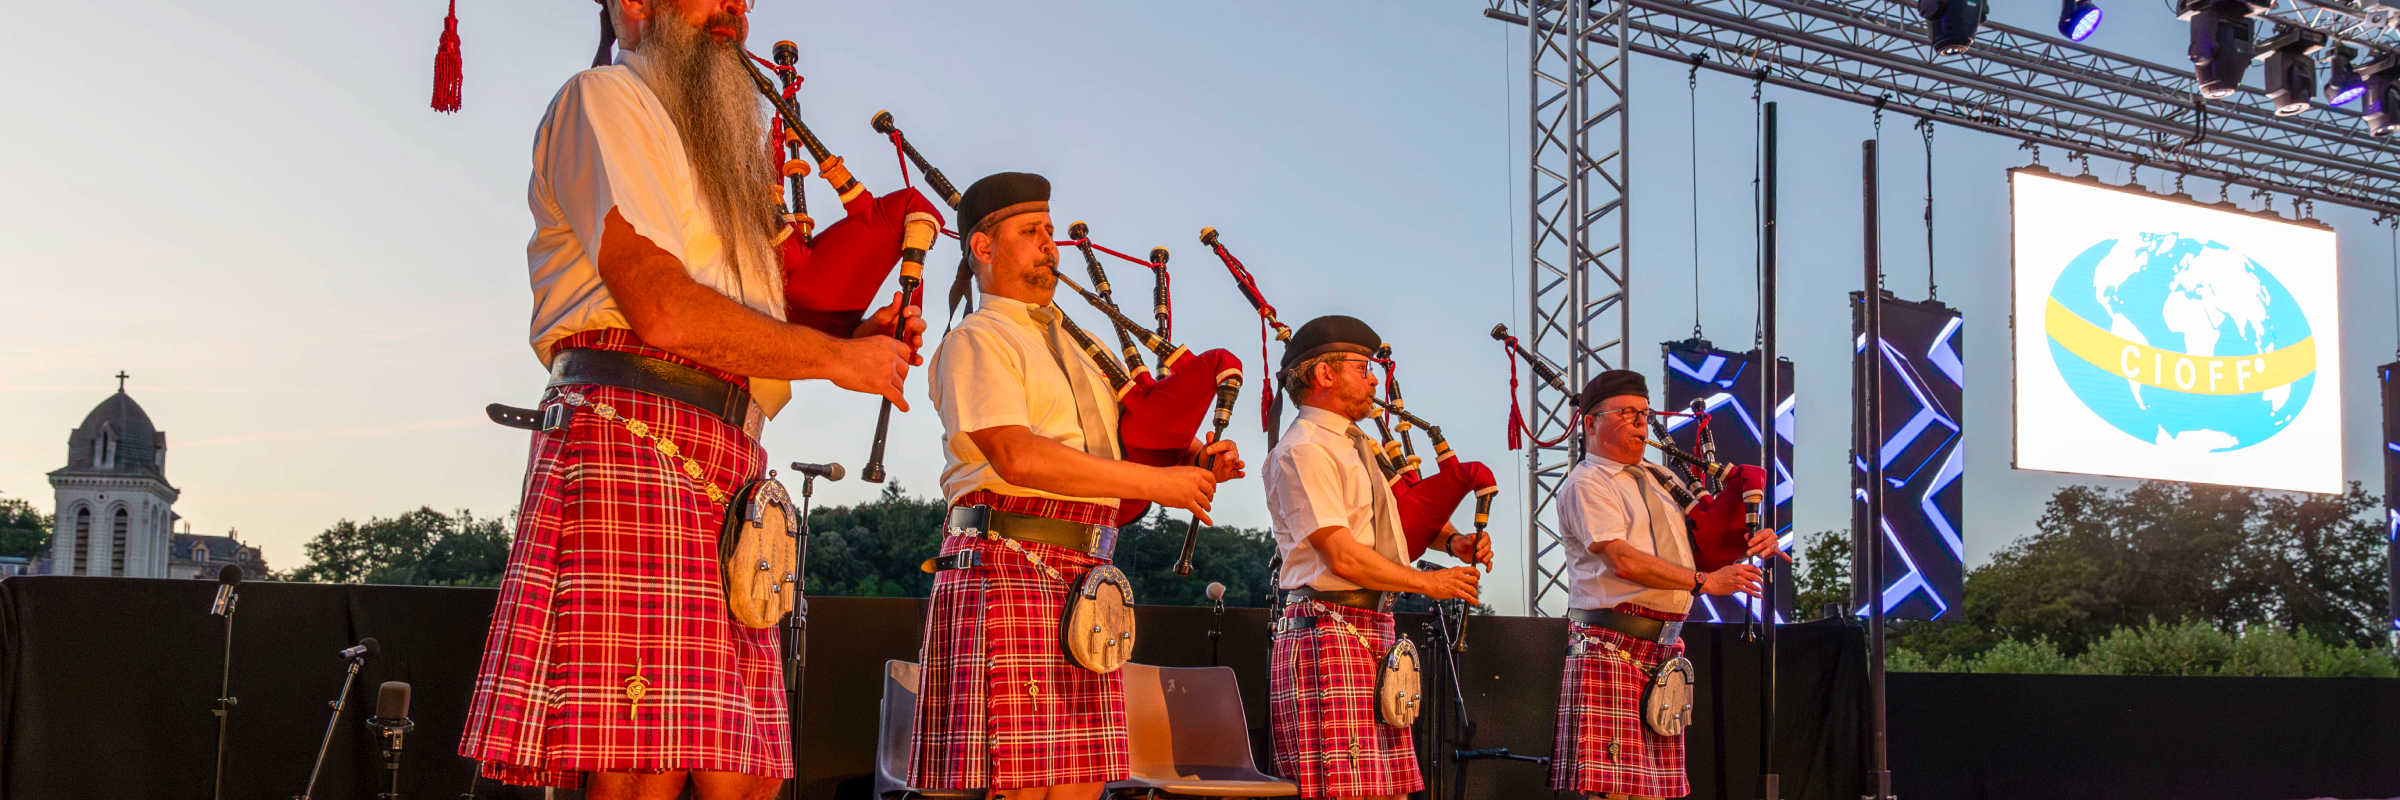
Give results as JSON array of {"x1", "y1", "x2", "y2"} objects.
[
  {"x1": 1918, "y1": 118, "x2": 1938, "y2": 302},
  {"x1": 1689, "y1": 53, "x2": 1706, "y2": 340}
]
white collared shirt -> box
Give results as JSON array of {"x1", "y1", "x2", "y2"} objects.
[
  {"x1": 1264, "y1": 405, "x2": 1398, "y2": 591},
  {"x1": 1559, "y1": 451, "x2": 1696, "y2": 614},
  {"x1": 928, "y1": 294, "x2": 1124, "y2": 507},
  {"x1": 523, "y1": 54, "x2": 791, "y2": 415}
]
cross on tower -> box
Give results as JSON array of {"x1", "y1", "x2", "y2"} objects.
[{"x1": 115, "y1": 371, "x2": 129, "y2": 393}]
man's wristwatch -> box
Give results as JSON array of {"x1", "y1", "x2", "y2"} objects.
[{"x1": 1692, "y1": 571, "x2": 1706, "y2": 592}]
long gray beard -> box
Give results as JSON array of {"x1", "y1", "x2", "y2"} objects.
[{"x1": 631, "y1": 4, "x2": 784, "y2": 319}]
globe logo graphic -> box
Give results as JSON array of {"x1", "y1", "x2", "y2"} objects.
[{"x1": 2043, "y1": 232, "x2": 2316, "y2": 452}]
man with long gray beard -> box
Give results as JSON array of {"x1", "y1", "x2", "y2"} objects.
[{"x1": 459, "y1": 1, "x2": 925, "y2": 797}]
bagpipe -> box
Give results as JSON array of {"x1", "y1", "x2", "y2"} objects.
[
  {"x1": 741, "y1": 45, "x2": 944, "y2": 483},
  {"x1": 1646, "y1": 407, "x2": 1767, "y2": 574},
  {"x1": 1368, "y1": 394, "x2": 1499, "y2": 563},
  {"x1": 1196, "y1": 227, "x2": 1293, "y2": 436},
  {"x1": 875, "y1": 111, "x2": 1245, "y2": 544}
]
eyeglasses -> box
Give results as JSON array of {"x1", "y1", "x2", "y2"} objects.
[
  {"x1": 1599, "y1": 407, "x2": 1656, "y2": 425},
  {"x1": 1322, "y1": 357, "x2": 1377, "y2": 377}
]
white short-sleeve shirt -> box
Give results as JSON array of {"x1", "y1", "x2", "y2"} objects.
[
  {"x1": 1559, "y1": 452, "x2": 1696, "y2": 614},
  {"x1": 927, "y1": 294, "x2": 1123, "y2": 507},
  {"x1": 524, "y1": 54, "x2": 790, "y2": 414},
  {"x1": 1264, "y1": 405, "x2": 1391, "y2": 591}
]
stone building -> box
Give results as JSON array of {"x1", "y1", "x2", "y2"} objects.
[{"x1": 45, "y1": 380, "x2": 180, "y2": 577}]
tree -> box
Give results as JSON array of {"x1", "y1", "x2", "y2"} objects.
[
  {"x1": 1792, "y1": 529, "x2": 1851, "y2": 620},
  {"x1": 0, "y1": 496, "x2": 52, "y2": 561},
  {"x1": 288, "y1": 507, "x2": 514, "y2": 586}
]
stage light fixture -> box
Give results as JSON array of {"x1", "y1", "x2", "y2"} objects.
[
  {"x1": 2179, "y1": 0, "x2": 2272, "y2": 99},
  {"x1": 1917, "y1": 0, "x2": 1988, "y2": 55},
  {"x1": 2366, "y1": 74, "x2": 2400, "y2": 135},
  {"x1": 2324, "y1": 45, "x2": 2369, "y2": 106},
  {"x1": 2255, "y1": 26, "x2": 2327, "y2": 115},
  {"x1": 2058, "y1": 0, "x2": 2102, "y2": 42}
]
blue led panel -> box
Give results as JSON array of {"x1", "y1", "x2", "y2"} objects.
[
  {"x1": 1851, "y1": 292, "x2": 1965, "y2": 622},
  {"x1": 2382, "y1": 361, "x2": 2399, "y2": 633},
  {"x1": 1662, "y1": 338, "x2": 1797, "y2": 623}
]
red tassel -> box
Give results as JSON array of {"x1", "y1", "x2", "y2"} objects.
[{"x1": 431, "y1": 0, "x2": 463, "y2": 113}]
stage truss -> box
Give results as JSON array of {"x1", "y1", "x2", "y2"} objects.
[{"x1": 1489, "y1": 0, "x2": 2400, "y2": 614}]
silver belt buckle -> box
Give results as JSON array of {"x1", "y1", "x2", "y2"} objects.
[
  {"x1": 1089, "y1": 525, "x2": 1119, "y2": 560},
  {"x1": 1657, "y1": 621, "x2": 1684, "y2": 646}
]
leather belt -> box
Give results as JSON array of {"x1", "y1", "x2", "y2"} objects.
[
  {"x1": 942, "y1": 504, "x2": 1119, "y2": 560},
  {"x1": 1567, "y1": 606, "x2": 1684, "y2": 646},
  {"x1": 546, "y1": 348, "x2": 758, "y2": 433},
  {"x1": 1291, "y1": 586, "x2": 1391, "y2": 612}
]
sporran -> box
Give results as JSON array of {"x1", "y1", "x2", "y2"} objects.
[
  {"x1": 1640, "y1": 655, "x2": 1697, "y2": 736},
  {"x1": 1376, "y1": 635, "x2": 1423, "y2": 727},
  {"x1": 1058, "y1": 564, "x2": 1137, "y2": 673},
  {"x1": 717, "y1": 473, "x2": 799, "y2": 629}
]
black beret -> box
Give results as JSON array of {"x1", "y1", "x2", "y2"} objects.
[
  {"x1": 1280, "y1": 315, "x2": 1381, "y2": 374},
  {"x1": 949, "y1": 172, "x2": 1052, "y2": 315},
  {"x1": 1577, "y1": 369, "x2": 1647, "y2": 413},
  {"x1": 957, "y1": 172, "x2": 1050, "y2": 240}
]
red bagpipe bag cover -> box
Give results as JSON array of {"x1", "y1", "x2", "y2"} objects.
[
  {"x1": 1393, "y1": 458, "x2": 1498, "y2": 561},
  {"x1": 1686, "y1": 463, "x2": 1768, "y2": 571},
  {"x1": 1108, "y1": 348, "x2": 1242, "y2": 528},
  {"x1": 779, "y1": 187, "x2": 945, "y2": 335}
]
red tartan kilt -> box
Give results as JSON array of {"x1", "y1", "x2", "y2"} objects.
[
  {"x1": 1267, "y1": 601, "x2": 1423, "y2": 798},
  {"x1": 908, "y1": 496, "x2": 1128, "y2": 790},
  {"x1": 1549, "y1": 603, "x2": 1689, "y2": 797},
  {"x1": 459, "y1": 331, "x2": 789, "y2": 788}
]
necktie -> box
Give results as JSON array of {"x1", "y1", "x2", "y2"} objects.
[
  {"x1": 1345, "y1": 425, "x2": 1407, "y2": 566},
  {"x1": 1627, "y1": 464, "x2": 1694, "y2": 572},
  {"x1": 1028, "y1": 306, "x2": 1118, "y2": 460}
]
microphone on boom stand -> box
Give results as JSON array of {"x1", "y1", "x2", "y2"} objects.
[
  {"x1": 367, "y1": 681, "x2": 416, "y2": 800},
  {"x1": 209, "y1": 563, "x2": 242, "y2": 800},
  {"x1": 1205, "y1": 582, "x2": 1226, "y2": 667},
  {"x1": 296, "y1": 638, "x2": 377, "y2": 800},
  {"x1": 777, "y1": 459, "x2": 840, "y2": 800}
]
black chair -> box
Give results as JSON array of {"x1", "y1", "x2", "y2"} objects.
[
  {"x1": 873, "y1": 660, "x2": 986, "y2": 800},
  {"x1": 1105, "y1": 663, "x2": 1298, "y2": 799}
]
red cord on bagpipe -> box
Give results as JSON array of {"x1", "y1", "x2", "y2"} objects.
[{"x1": 1502, "y1": 335, "x2": 1571, "y2": 450}]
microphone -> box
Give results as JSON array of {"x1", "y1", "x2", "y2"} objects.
[
  {"x1": 368, "y1": 681, "x2": 415, "y2": 742},
  {"x1": 338, "y1": 638, "x2": 380, "y2": 662},
  {"x1": 1204, "y1": 582, "x2": 1225, "y2": 603},
  {"x1": 210, "y1": 563, "x2": 242, "y2": 617},
  {"x1": 788, "y1": 461, "x2": 844, "y2": 482}
]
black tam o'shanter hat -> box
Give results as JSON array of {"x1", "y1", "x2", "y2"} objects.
[
  {"x1": 1267, "y1": 315, "x2": 1382, "y2": 444},
  {"x1": 948, "y1": 172, "x2": 1052, "y2": 316},
  {"x1": 1577, "y1": 369, "x2": 1649, "y2": 413}
]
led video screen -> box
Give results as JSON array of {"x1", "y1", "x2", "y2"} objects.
[{"x1": 2011, "y1": 169, "x2": 2342, "y2": 493}]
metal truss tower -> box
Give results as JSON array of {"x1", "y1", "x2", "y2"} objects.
[
  {"x1": 1491, "y1": 0, "x2": 2400, "y2": 614},
  {"x1": 1516, "y1": 0, "x2": 1634, "y2": 616}
]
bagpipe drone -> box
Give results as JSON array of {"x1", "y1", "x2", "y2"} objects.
[
  {"x1": 742, "y1": 45, "x2": 944, "y2": 483},
  {"x1": 875, "y1": 111, "x2": 1244, "y2": 567}
]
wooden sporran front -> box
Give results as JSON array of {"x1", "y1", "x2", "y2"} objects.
[
  {"x1": 717, "y1": 474, "x2": 799, "y2": 629},
  {"x1": 1376, "y1": 636, "x2": 1423, "y2": 727},
  {"x1": 1641, "y1": 655, "x2": 1697, "y2": 736},
  {"x1": 1059, "y1": 564, "x2": 1137, "y2": 673}
]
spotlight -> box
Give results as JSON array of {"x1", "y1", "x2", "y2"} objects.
[
  {"x1": 2058, "y1": 0, "x2": 2103, "y2": 42},
  {"x1": 2179, "y1": 0, "x2": 2272, "y2": 99},
  {"x1": 2325, "y1": 45, "x2": 2369, "y2": 106},
  {"x1": 2255, "y1": 26, "x2": 2328, "y2": 115},
  {"x1": 2363, "y1": 56, "x2": 2400, "y2": 135},
  {"x1": 1918, "y1": 0, "x2": 1988, "y2": 55}
]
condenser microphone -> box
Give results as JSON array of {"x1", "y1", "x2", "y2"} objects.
[
  {"x1": 210, "y1": 563, "x2": 242, "y2": 616},
  {"x1": 338, "y1": 638, "x2": 380, "y2": 662},
  {"x1": 1204, "y1": 582, "x2": 1226, "y2": 603},
  {"x1": 788, "y1": 461, "x2": 845, "y2": 481},
  {"x1": 368, "y1": 681, "x2": 415, "y2": 745}
]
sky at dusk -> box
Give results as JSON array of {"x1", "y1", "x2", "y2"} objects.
[{"x1": 5, "y1": 0, "x2": 2396, "y2": 614}]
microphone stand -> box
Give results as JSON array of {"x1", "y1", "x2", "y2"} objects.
[
  {"x1": 778, "y1": 471, "x2": 818, "y2": 800},
  {"x1": 296, "y1": 657, "x2": 366, "y2": 800},
  {"x1": 1425, "y1": 597, "x2": 1545, "y2": 800},
  {"x1": 211, "y1": 585, "x2": 239, "y2": 800},
  {"x1": 372, "y1": 712, "x2": 416, "y2": 800},
  {"x1": 1207, "y1": 595, "x2": 1224, "y2": 667}
]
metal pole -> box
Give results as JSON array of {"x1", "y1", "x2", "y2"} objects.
[
  {"x1": 1759, "y1": 101, "x2": 1782, "y2": 800},
  {"x1": 213, "y1": 597, "x2": 237, "y2": 800},
  {"x1": 1861, "y1": 139, "x2": 1895, "y2": 800},
  {"x1": 296, "y1": 661, "x2": 362, "y2": 800},
  {"x1": 780, "y1": 475, "x2": 816, "y2": 800}
]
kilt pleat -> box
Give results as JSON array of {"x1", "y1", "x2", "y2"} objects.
[
  {"x1": 1267, "y1": 601, "x2": 1423, "y2": 798},
  {"x1": 908, "y1": 519, "x2": 1128, "y2": 790},
  {"x1": 458, "y1": 357, "x2": 788, "y2": 787},
  {"x1": 1548, "y1": 603, "x2": 1688, "y2": 797}
]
